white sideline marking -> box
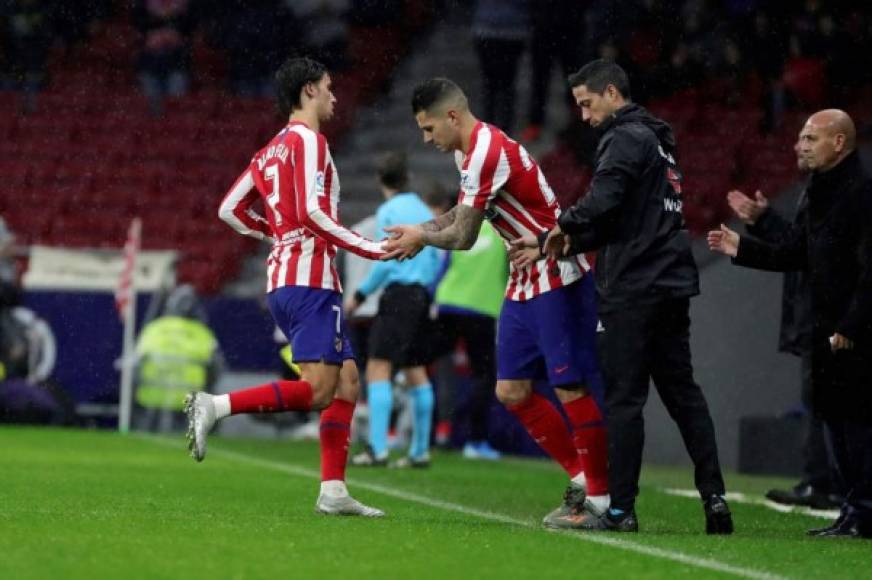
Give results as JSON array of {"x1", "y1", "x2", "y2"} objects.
[
  {"x1": 141, "y1": 436, "x2": 785, "y2": 580},
  {"x1": 662, "y1": 488, "x2": 839, "y2": 520}
]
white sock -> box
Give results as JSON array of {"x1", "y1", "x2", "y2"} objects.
[
  {"x1": 570, "y1": 471, "x2": 588, "y2": 489},
  {"x1": 320, "y1": 480, "x2": 348, "y2": 498},
  {"x1": 587, "y1": 494, "x2": 611, "y2": 515},
  {"x1": 213, "y1": 394, "x2": 231, "y2": 419}
]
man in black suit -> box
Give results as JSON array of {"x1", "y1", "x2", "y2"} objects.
[{"x1": 710, "y1": 109, "x2": 872, "y2": 538}]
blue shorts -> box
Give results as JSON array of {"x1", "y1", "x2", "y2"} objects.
[
  {"x1": 497, "y1": 276, "x2": 599, "y2": 387},
  {"x1": 267, "y1": 286, "x2": 354, "y2": 366}
]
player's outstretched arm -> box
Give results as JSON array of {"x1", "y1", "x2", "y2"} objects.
[
  {"x1": 219, "y1": 168, "x2": 274, "y2": 242},
  {"x1": 299, "y1": 197, "x2": 385, "y2": 259},
  {"x1": 292, "y1": 135, "x2": 385, "y2": 260},
  {"x1": 382, "y1": 205, "x2": 483, "y2": 260}
]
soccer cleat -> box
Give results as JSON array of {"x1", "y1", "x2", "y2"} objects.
[
  {"x1": 390, "y1": 454, "x2": 431, "y2": 469},
  {"x1": 349, "y1": 445, "x2": 388, "y2": 467},
  {"x1": 542, "y1": 482, "x2": 587, "y2": 527},
  {"x1": 704, "y1": 495, "x2": 734, "y2": 535},
  {"x1": 462, "y1": 441, "x2": 502, "y2": 461},
  {"x1": 184, "y1": 392, "x2": 217, "y2": 462},
  {"x1": 315, "y1": 493, "x2": 385, "y2": 517}
]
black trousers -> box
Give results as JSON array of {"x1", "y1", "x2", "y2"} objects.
[
  {"x1": 799, "y1": 354, "x2": 837, "y2": 492},
  {"x1": 825, "y1": 418, "x2": 872, "y2": 526},
  {"x1": 527, "y1": 20, "x2": 580, "y2": 125},
  {"x1": 434, "y1": 312, "x2": 497, "y2": 442},
  {"x1": 474, "y1": 37, "x2": 525, "y2": 133},
  {"x1": 598, "y1": 298, "x2": 726, "y2": 511}
]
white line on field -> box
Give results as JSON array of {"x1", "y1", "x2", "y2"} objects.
[
  {"x1": 141, "y1": 436, "x2": 786, "y2": 580},
  {"x1": 661, "y1": 488, "x2": 839, "y2": 520}
]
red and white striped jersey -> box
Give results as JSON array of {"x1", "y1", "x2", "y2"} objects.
[
  {"x1": 219, "y1": 121, "x2": 384, "y2": 293},
  {"x1": 455, "y1": 122, "x2": 589, "y2": 302}
]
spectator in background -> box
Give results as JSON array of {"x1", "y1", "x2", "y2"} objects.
[
  {"x1": 286, "y1": 0, "x2": 350, "y2": 71},
  {"x1": 132, "y1": 0, "x2": 196, "y2": 114},
  {"x1": 134, "y1": 284, "x2": 222, "y2": 432},
  {"x1": 51, "y1": 1, "x2": 113, "y2": 49},
  {"x1": 709, "y1": 109, "x2": 872, "y2": 538},
  {"x1": 0, "y1": 287, "x2": 67, "y2": 425},
  {"x1": 0, "y1": 0, "x2": 53, "y2": 108},
  {"x1": 472, "y1": 0, "x2": 528, "y2": 134},
  {"x1": 726, "y1": 135, "x2": 839, "y2": 510},
  {"x1": 219, "y1": 0, "x2": 299, "y2": 96},
  {"x1": 520, "y1": 0, "x2": 584, "y2": 143},
  {"x1": 741, "y1": 7, "x2": 790, "y2": 132}
]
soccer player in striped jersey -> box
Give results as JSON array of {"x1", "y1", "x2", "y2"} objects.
[
  {"x1": 185, "y1": 57, "x2": 386, "y2": 518},
  {"x1": 383, "y1": 78, "x2": 610, "y2": 528}
]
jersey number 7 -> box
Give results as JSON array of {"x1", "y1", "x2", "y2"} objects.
[{"x1": 265, "y1": 165, "x2": 284, "y2": 226}]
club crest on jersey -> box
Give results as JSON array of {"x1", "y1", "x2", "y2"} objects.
[
  {"x1": 334, "y1": 336, "x2": 343, "y2": 353},
  {"x1": 315, "y1": 171, "x2": 326, "y2": 194}
]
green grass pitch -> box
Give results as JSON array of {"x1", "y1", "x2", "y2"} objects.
[{"x1": 1, "y1": 427, "x2": 869, "y2": 579}]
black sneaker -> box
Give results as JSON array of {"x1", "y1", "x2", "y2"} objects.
[
  {"x1": 597, "y1": 509, "x2": 639, "y2": 532},
  {"x1": 704, "y1": 495, "x2": 734, "y2": 535},
  {"x1": 766, "y1": 484, "x2": 840, "y2": 509},
  {"x1": 349, "y1": 445, "x2": 388, "y2": 467}
]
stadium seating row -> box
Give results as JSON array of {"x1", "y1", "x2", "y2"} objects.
[{"x1": 3, "y1": 5, "x2": 426, "y2": 294}]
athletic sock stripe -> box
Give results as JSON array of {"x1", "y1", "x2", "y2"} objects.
[{"x1": 270, "y1": 382, "x2": 285, "y2": 412}]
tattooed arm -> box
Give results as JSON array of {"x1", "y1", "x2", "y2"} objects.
[
  {"x1": 420, "y1": 205, "x2": 459, "y2": 233},
  {"x1": 382, "y1": 205, "x2": 484, "y2": 260}
]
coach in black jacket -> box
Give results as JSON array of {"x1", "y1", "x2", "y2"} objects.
[
  {"x1": 710, "y1": 109, "x2": 872, "y2": 537},
  {"x1": 531, "y1": 60, "x2": 731, "y2": 534},
  {"x1": 729, "y1": 184, "x2": 839, "y2": 508}
]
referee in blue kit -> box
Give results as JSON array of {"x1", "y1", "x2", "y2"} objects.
[{"x1": 346, "y1": 151, "x2": 442, "y2": 468}]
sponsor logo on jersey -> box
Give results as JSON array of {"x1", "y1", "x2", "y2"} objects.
[{"x1": 460, "y1": 171, "x2": 472, "y2": 193}]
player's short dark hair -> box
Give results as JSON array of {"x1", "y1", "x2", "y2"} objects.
[
  {"x1": 411, "y1": 77, "x2": 467, "y2": 114},
  {"x1": 275, "y1": 57, "x2": 328, "y2": 117},
  {"x1": 568, "y1": 59, "x2": 631, "y2": 99},
  {"x1": 376, "y1": 151, "x2": 408, "y2": 190}
]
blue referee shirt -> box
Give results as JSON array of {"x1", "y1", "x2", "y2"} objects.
[{"x1": 357, "y1": 192, "x2": 441, "y2": 297}]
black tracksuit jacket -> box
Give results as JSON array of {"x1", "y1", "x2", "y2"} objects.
[{"x1": 554, "y1": 104, "x2": 699, "y2": 312}]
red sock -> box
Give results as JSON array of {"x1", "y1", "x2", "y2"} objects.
[
  {"x1": 507, "y1": 393, "x2": 583, "y2": 478},
  {"x1": 562, "y1": 395, "x2": 609, "y2": 495},
  {"x1": 228, "y1": 380, "x2": 313, "y2": 414},
  {"x1": 319, "y1": 398, "x2": 355, "y2": 482}
]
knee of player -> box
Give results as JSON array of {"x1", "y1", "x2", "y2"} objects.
[
  {"x1": 309, "y1": 381, "x2": 337, "y2": 410},
  {"x1": 495, "y1": 382, "x2": 531, "y2": 406}
]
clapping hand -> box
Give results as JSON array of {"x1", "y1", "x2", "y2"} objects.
[{"x1": 726, "y1": 189, "x2": 769, "y2": 225}]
